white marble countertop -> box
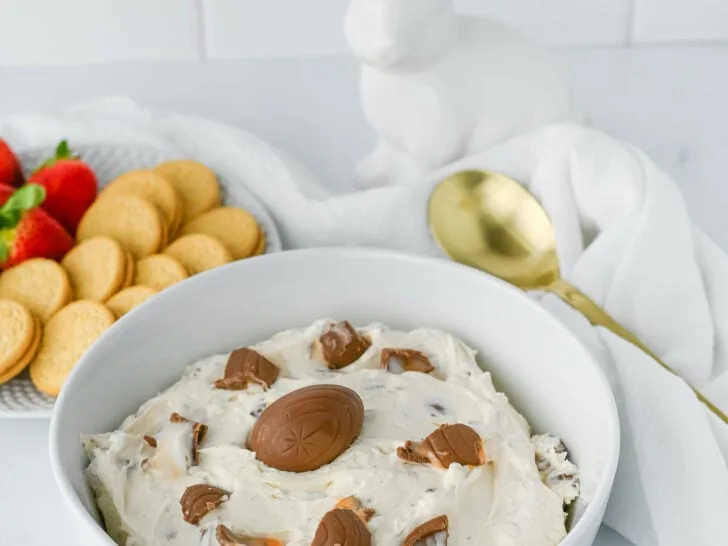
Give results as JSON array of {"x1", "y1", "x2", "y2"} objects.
[{"x1": 1, "y1": 46, "x2": 726, "y2": 545}]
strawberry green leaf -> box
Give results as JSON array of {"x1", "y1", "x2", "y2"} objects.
[
  {"x1": 35, "y1": 158, "x2": 53, "y2": 172},
  {"x1": 0, "y1": 210, "x2": 21, "y2": 230},
  {"x1": 2, "y1": 184, "x2": 45, "y2": 211},
  {"x1": 35, "y1": 139, "x2": 78, "y2": 172},
  {"x1": 56, "y1": 139, "x2": 72, "y2": 159},
  {"x1": 0, "y1": 185, "x2": 44, "y2": 229},
  {"x1": 0, "y1": 184, "x2": 45, "y2": 230},
  {"x1": 0, "y1": 241, "x2": 8, "y2": 263}
]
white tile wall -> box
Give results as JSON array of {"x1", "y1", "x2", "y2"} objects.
[
  {"x1": 456, "y1": 0, "x2": 633, "y2": 45},
  {"x1": 632, "y1": 0, "x2": 728, "y2": 43},
  {"x1": 201, "y1": 0, "x2": 632, "y2": 60},
  {"x1": 0, "y1": 0, "x2": 201, "y2": 66},
  {"x1": 0, "y1": 0, "x2": 728, "y2": 65},
  {"x1": 201, "y1": 0, "x2": 348, "y2": 59}
]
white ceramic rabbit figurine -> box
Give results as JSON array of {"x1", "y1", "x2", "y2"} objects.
[{"x1": 345, "y1": 0, "x2": 573, "y2": 187}]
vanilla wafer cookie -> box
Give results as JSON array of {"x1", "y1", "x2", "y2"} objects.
[
  {"x1": 77, "y1": 195, "x2": 165, "y2": 260},
  {"x1": 29, "y1": 301, "x2": 115, "y2": 397},
  {"x1": 62, "y1": 237, "x2": 126, "y2": 302},
  {"x1": 179, "y1": 207, "x2": 261, "y2": 260},
  {"x1": 0, "y1": 258, "x2": 72, "y2": 322},
  {"x1": 168, "y1": 195, "x2": 184, "y2": 237},
  {"x1": 134, "y1": 254, "x2": 188, "y2": 291},
  {"x1": 0, "y1": 300, "x2": 36, "y2": 377},
  {"x1": 252, "y1": 230, "x2": 267, "y2": 256},
  {"x1": 102, "y1": 170, "x2": 181, "y2": 238},
  {"x1": 0, "y1": 315, "x2": 41, "y2": 384},
  {"x1": 154, "y1": 160, "x2": 221, "y2": 221},
  {"x1": 106, "y1": 286, "x2": 157, "y2": 319},
  {"x1": 163, "y1": 234, "x2": 232, "y2": 275},
  {"x1": 121, "y1": 249, "x2": 136, "y2": 290}
]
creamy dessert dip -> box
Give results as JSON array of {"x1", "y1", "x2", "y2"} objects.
[{"x1": 83, "y1": 320, "x2": 580, "y2": 546}]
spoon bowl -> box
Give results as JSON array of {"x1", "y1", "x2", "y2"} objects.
[
  {"x1": 428, "y1": 170, "x2": 559, "y2": 289},
  {"x1": 428, "y1": 169, "x2": 728, "y2": 424}
]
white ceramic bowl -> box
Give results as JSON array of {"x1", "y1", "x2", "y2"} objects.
[{"x1": 50, "y1": 248, "x2": 619, "y2": 546}]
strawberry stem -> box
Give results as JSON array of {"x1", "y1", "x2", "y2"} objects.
[
  {"x1": 56, "y1": 139, "x2": 72, "y2": 159},
  {"x1": 35, "y1": 139, "x2": 78, "y2": 172}
]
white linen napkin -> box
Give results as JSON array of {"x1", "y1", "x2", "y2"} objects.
[{"x1": 3, "y1": 97, "x2": 728, "y2": 545}]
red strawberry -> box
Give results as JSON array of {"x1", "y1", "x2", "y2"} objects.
[
  {"x1": 28, "y1": 140, "x2": 97, "y2": 235},
  {"x1": 0, "y1": 139, "x2": 25, "y2": 188},
  {"x1": 0, "y1": 184, "x2": 74, "y2": 270},
  {"x1": 0, "y1": 183, "x2": 15, "y2": 206}
]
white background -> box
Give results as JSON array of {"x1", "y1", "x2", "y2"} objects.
[
  {"x1": 0, "y1": 0, "x2": 728, "y2": 64},
  {"x1": 1, "y1": 1, "x2": 727, "y2": 545}
]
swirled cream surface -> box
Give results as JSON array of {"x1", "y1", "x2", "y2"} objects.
[{"x1": 83, "y1": 320, "x2": 579, "y2": 546}]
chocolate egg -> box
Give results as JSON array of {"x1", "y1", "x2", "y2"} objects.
[
  {"x1": 311, "y1": 508, "x2": 372, "y2": 546},
  {"x1": 316, "y1": 321, "x2": 371, "y2": 369},
  {"x1": 403, "y1": 515, "x2": 449, "y2": 546},
  {"x1": 179, "y1": 484, "x2": 229, "y2": 525},
  {"x1": 248, "y1": 384, "x2": 364, "y2": 472},
  {"x1": 397, "y1": 424, "x2": 486, "y2": 469}
]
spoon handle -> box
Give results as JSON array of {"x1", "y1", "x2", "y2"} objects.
[{"x1": 547, "y1": 278, "x2": 728, "y2": 425}]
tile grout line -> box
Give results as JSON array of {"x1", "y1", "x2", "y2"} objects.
[
  {"x1": 195, "y1": 0, "x2": 208, "y2": 61},
  {"x1": 625, "y1": 0, "x2": 638, "y2": 47},
  {"x1": 549, "y1": 40, "x2": 728, "y2": 52}
]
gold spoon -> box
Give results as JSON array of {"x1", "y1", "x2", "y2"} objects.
[{"x1": 428, "y1": 169, "x2": 728, "y2": 424}]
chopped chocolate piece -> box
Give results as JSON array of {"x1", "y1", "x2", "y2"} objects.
[
  {"x1": 249, "y1": 403, "x2": 266, "y2": 419},
  {"x1": 535, "y1": 452, "x2": 549, "y2": 471},
  {"x1": 396, "y1": 446, "x2": 431, "y2": 465},
  {"x1": 335, "y1": 496, "x2": 376, "y2": 523},
  {"x1": 533, "y1": 435, "x2": 580, "y2": 504},
  {"x1": 169, "y1": 412, "x2": 188, "y2": 423},
  {"x1": 216, "y1": 525, "x2": 283, "y2": 546},
  {"x1": 169, "y1": 413, "x2": 208, "y2": 465},
  {"x1": 179, "y1": 484, "x2": 229, "y2": 525},
  {"x1": 215, "y1": 348, "x2": 280, "y2": 391},
  {"x1": 380, "y1": 349, "x2": 435, "y2": 374},
  {"x1": 311, "y1": 508, "x2": 372, "y2": 546},
  {"x1": 316, "y1": 321, "x2": 371, "y2": 369},
  {"x1": 248, "y1": 385, "x2": 364, "y2": 473},
  {"x1": 397, "y1": 424, "x2": 486, "y2": 469},
  {"x1": 143, "y1": 435, "x2": 157, "y2": 448},
  {"x1": 545, "y1": 470, "x2": 581, "y2": 492},
  {"x1": 190, "y1": 423, "x2": 208, "y2": 465},
  {"x1": 402, "y1": 515, "x2": 449, "y2": 546}
]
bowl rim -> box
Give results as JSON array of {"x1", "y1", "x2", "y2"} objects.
[{"x1": 49, "y1": 247, "x2": 620, "y2": 545}]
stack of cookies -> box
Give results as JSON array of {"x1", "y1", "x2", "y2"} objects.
[
  {"x1": 0, "y1": 159, "x2": 267, "y2": 397},
  {"x1": 0, "y1": 300, "x2": 42, "y2": 387}
]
